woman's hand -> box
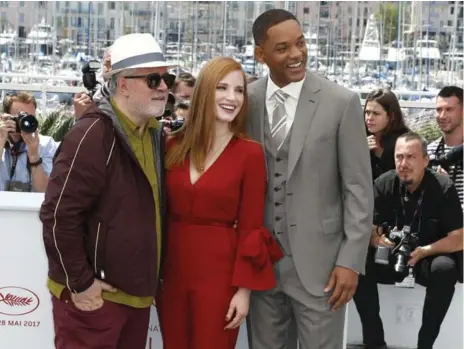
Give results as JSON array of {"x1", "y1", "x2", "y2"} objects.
[
  {"x1": 224, "y1": 288, "x2": 250, "y2": 330},
  {"x1": 367, "y1": 135, "x2": 378, "y2": 150}
]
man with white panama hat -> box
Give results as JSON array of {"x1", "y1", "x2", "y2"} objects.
[{"x1": 40, "y1": 33, "x2": 175, "y2": 349}]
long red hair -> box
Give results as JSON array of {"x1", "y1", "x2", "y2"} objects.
[{"x1": 165, "y1": 56, "x2": 248, "y2": 171}]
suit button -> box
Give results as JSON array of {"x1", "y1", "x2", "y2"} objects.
[
  {"x1": 275, "y1": 173, "x2": 282, "y2": 178},
  {"x1": 276, "y1": 157, "x2": 282, "y2": 162},
  {"x1": 274, "y1": 187, "x2": 281, "y2": 192},
  {"x1": 275, "y1": 202, "x2": 282, "y2": 207},
  {"x1": 275, "y1": 217, "x2": 282, "y2": 222}
]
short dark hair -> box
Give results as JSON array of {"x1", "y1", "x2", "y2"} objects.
[
  {"x1": 3, "y1": 91, "x2": 37, "y2": 114},
  {"x1": 397, "y1": 132, "x2": 428, "y2": 156},
  {"x1": 174, "y1": 72, "x2": 196, "y2": 90},
  {"x1": 437, "y1": 85, "x2": 463, "y2": 106},
  {"x1": 252, "y1": 9, "x2": 299, "y2": 46}
]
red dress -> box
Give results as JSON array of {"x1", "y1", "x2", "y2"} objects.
[{"x1": 158, "y1": 137, "x2": 283, "y2": 349}]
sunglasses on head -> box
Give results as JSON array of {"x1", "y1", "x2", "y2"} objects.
[{"x1": 124, "y1": 72, "x2": 176, "y2": 90}]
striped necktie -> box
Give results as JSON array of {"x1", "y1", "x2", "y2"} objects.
[{"x1": 271, "y1": 89, "x2": 288, "y2": 149}]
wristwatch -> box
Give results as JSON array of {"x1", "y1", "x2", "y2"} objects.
[{"x1": 29, "y1": 157, "x2": 43, "y2": 167}]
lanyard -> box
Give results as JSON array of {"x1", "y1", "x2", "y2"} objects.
[
  {"x1": 400, "y1": 185, "x2": 425, "y2": 228},
  {"x1": 8, "y1": 149, "x2": 31, "y2": 183},
  {"x1": 435, "y1": 138, "x2": 462, "y2": 183},
  {"x1": 9, "y1": 151, "x2": 21, "y2": 180}
]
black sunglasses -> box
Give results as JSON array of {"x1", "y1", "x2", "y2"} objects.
[{"x1": 124, "y1": 72, "x2": 176, "y2": 90}]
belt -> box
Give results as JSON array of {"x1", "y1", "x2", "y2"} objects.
[{"x1": 170, "y1": 215, "x2": 235, "y2": 228}]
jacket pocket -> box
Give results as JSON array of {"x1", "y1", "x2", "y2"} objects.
[
  {"x1": 322, "y1": 217, "x2": 341, "y2": 235},
  {"x1": 93, "y1": 222, "x2": 108, "y2": 280}
]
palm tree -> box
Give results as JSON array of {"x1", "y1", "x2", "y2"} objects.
[{"x1": 37, "y1": 108, "x2": 75, "y2": 142}]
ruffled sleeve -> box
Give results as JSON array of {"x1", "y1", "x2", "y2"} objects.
[
  {"x1": 232, "y1": 226, "x2": 283, "y2": 290},
  {"x1": 230, "y1": 141, "x2": 283, "y2": 290}
]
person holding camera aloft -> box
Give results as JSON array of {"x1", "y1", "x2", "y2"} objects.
[
  {"x1": 0, "y1": 91, "x2": 58, "y2": 192},
  {"x1": 354, "y1": 132, "x2": 463, "y2": 349}
]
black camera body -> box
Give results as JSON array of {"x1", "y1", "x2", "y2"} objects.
[
  {"x1": 82, "y1": 60, "x2": 101, "y2": 98},
  {"x1": 375, "y1": 224, "x2": 419, "y2": 281},
  {"x1": 429, "y1": 144, "x2": 463, "y2": 173},
  {"x1": 11, "y1": 111, "x2": 38, "y2": 133},
  {"x1": 158, "y1": 117, "x2": 185, "y2": 133}
]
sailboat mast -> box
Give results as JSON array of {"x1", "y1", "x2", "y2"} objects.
[
  {"x1": 222, "y1": 1, "x2": 227, "y2": 55},
  {"x1": 349, "y1": 3, "x2": 357, "y2": 87}
]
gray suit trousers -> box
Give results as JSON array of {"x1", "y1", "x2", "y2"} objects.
[{"x1": 248, "y1": 256, "x2": 346, "y2": 349}]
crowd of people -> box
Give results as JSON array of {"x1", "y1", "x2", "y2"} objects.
[{"x1": 0, "y1": 8, "x2": 463, "y2": 349}]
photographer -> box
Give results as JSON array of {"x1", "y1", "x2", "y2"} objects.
[
  {"x1": 427, "y1": 86, "x2": 463, "y2": 205},
  {"x1": 0, "y1": 92, "x2": 58, "y2": 192},
  {"x1": 353, "y1": 132, "x2": 463, "y2": 349},
  {"x1": 172, "y1": 72, "x2": 195, "y2": 101}
]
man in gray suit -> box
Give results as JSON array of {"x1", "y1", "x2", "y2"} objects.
[{"x1": 246, "y1": 9, "x2": 373, "y2": 349}]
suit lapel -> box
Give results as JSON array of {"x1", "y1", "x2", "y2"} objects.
[
  {"x1": 250, "y1": 77, "x2": 268, "y2": 145},
  {"x1": 288, "y1": 73, "x2": 322, "y2": 179}
]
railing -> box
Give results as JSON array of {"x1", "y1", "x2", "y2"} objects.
[{"x1": 0, "y1": 75, "x2": 438, "y2": 112}]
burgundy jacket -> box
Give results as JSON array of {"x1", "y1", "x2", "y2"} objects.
[{"x1": 40, "y1": 100, "x2": 166, "y2": 296}]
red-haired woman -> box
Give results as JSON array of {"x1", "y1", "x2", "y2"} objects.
[{"x1": 158, "y1": 56, "x2": 283, "y2": 349}]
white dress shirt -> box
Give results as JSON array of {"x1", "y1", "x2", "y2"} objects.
[{"x1": 265, "y1": 75, "x2": 306, "y2": 136}]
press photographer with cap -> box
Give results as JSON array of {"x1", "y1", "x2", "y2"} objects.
[
  {"x1": 40, "y1": 33, "x2": 175, "y2": 349},
  {"x1": 0, "y1": 91, "x2": 58, "y2": 192},
  {"x1": 355, "y1": 132, "x2": 463, "y2": 349}
]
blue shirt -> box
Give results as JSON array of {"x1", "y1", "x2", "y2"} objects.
[{"x1": 0, "y1": 135, "x2": 58, "y2": 192}]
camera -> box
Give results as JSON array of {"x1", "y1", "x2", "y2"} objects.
[
  {"x1": 158, "y1": 118, "x2": 185, "y2": 133},
  {"x1": 11, "y1": 111, "x2": 38, "y2": 133},
  {"x1": 429, "y1": 144, "x2": 463, "y2": 173},
  {"x1": 82, "y1": 60, "x2": 101, "y2": 98},
  {"x1": 375, "y1": 224, "x2": 419, "y2": 281}
]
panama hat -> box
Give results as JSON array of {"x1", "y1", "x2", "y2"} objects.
[{"x1": 103, "y1": 33, "x2": 177, "y2": 79}]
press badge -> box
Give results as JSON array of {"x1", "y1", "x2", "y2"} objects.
[{"x1": 395, "y1": 268, "x2": 415, "y2": 288}]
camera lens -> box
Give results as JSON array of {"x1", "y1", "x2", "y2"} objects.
[{"x1": 18, "y1": 112, "x2": 38, "y2": 133}]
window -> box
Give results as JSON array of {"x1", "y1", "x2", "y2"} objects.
[
  {"x1": 450, "y1": 6, "x2": 454, "y2": 15},
  {"x1": 303, "y1": 7, "x2": 309, "y2": 14},
  {"x1": 19, "y1": 13, "x2": 24, "y2": 23},
  {"x1": 55, "y1": 1, "x2": 59, "y2": 10},
  {"x1": 98, "y1": 3, "x2": 104, "y2": 14},
  {"x1": 349, "y1": 18, "x2": 353, "y2": 26},
  {"x1": 109, "y1": 2, "x2": 116, "y2": 10},
  {"x1": 19, "y1": 1, "x2": 24, "y2": 6},
  {"x1": 110, "y1": 18, "x2": 115, "y2": 30},
  {"x1": 363, "y1": 18, "x2": 367, "y2": 27},
  {"x1": 448, "y1": 20, "x2": 453, "y2": 27},
  {"x1": 77, "y1": 17, "x2": 82, "y2": 27},
  {"x1": 364, "y1": 7, "x2": 368, "y2": 16}
]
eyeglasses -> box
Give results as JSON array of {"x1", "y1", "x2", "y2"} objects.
[{"x1": 124, "y1": 72, "x2": 176, "y2": 90}]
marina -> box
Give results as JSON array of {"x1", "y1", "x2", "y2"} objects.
[{"x1": 0, "y1": 2, "x2": 462, "y2": 349}]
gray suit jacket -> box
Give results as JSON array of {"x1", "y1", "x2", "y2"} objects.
[{"x1": 247, "y1": 71, "x2": 373, "y2": 296}]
